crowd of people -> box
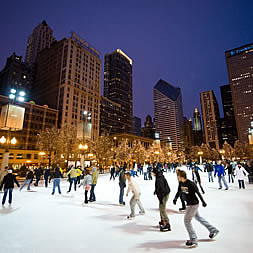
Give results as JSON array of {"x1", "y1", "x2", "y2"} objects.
[{"x1": 0, "y1": 158, "x2": 252, "y2": 248}]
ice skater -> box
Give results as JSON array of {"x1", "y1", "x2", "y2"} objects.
[
  {"x1": 20, "y1": 169, "x2": 34, "y2": 191},
  {"x1": 214, "y1": 162, "x2": 229, "y2": 190},
  {"x1": 234, "y1": 163, "x2": 249, "y2": 189},
  {"x1": 44, "y1": 167, "x2": 51, "y2": 188},
  {"x1": 173, "y1": 170, "x2": 219, "y2": 248},
  {"x1": 89, "y1": 166, "x2": 98, "y2": 202},
  {"x1": 153, "y1": 168, "x2": 171, "y2": 232},
  {"x1": 110, "y1": 165, "x2": 115, "y2": 180},
  {"x1": 125, "y1": 172, "x2": 145, "y2": 219},
  {"x1": 51, "y1": 167, "x2": 63, "y2": 195},
  {"x1": 67, "y1": 166, "x2": 78, "y2": 193},
  {"x1": 174, "y1": 169, "x2": 186, "y2": 211},
  {"x1": 80, "y1": 170, "x2": 92, "y2": 204},
  {"x1": 119, "y1": 167, "x2": 126, "y2": 205},
  {"x1": 192, "y1": 164, "x2": 205, "y2": 194},
  {"x1": 0, "y1": 169, "x2": 20, "y2": 206}
]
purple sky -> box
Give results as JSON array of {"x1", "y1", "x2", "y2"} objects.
[{"x1": 0, "y1": 0, "x2": 252, "y2": 125}]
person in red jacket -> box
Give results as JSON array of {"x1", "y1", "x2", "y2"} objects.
[{"x1": 0, "y1": 169, "x2": 20, "y2": 206}]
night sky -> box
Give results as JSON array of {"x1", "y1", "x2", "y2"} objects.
[{"x1": 1, "y1": 0, "x2": 253, "y2": 124}]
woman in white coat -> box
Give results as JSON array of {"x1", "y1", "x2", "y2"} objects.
[{"x1": 234, "y1": 163, "x2": 249, "y2": 189}]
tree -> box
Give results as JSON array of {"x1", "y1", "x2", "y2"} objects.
[
  {"x1": 114, "y1": 139, "x2": 131, "y2": 165},
  {"x1": 222, "y1": 141, "x2": 235, "y2": 160},
  {"x1": 130, "y1": 141, "x2": 147, "y2": 163}
]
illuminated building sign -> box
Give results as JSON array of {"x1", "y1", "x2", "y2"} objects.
[{"x1": 230, "y1": 45, "x2": 253, "y2": 56}]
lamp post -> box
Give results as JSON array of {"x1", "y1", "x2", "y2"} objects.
[
  {"x1": 198, "y1": 151, "x2": 203, "y2": 164},
  {"x1": 79, "y1": 143, "x2": 88, "y2": 168},
  {"x1": 219, "y1": 149, "x2": 225, "y2": 160}
]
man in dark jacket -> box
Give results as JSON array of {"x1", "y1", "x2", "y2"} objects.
[
  {"x1": 205, "y1": 162, "x2": 214, "y2": 183},
  {"x1": 44, "y1": 167, "x2": 52, "y2": 188},
  {"x1": 153, "y1": 168, "x2": 171, "y2": 232},
  {"x1": 0, "y1": 169, "x2": 20, "y2": 205},
  {"x1": 119, "y1": 167, "x2": 126, "y2": 205},
  {"x1": 20, "y1": 169, "x2": 34, "y2": 191},
  {"x1": 34, "y1": 167, "x2": 43, "y2": 186},
  {"x1": 52, "y1": 167, "x2": 63, "y2": 195}
]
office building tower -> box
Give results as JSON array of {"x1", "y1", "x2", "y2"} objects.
[
  {"x1": 25, "y1": 20, "x2": 55, "y2": 65},
  {"x1": 154, "y1": 79, "x2": 184, "y2": 150},
  {"x1": 220, "y1": 84, "x2": 238, "y2": 146},
  {"x1": 99, "y1": 96, "x2": 125, "y2": 136},
  {"x1": 200, "y1": 90, "x2": 221, "y2": 149},
  {"x1": 193, "y1": 107, "x2": 203, "y2": 146},
  {"x1": 225, "y1": 43, "x2": 253, "y2": 143},
  {"x1": 104, "y1": 49, "x2": 133, "y2": 133},
  {"x1": 133, "y1": 116, "x2": 142, "y2": 136},
  {"x1": 142, "y1": 115, "x2": 155, "y2": 139},
  {"x1": 183, "y1": 117, "x2": 194, "y2": 148},
  {"x1": 0, "y1": 53, "x2": 32, "y2": 98},
  {"x1": 35, "y1": 32, "x2": 101, "y2": 140}
]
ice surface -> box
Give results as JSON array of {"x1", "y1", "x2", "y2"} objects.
[{"x1": 0, "y1": 169, "x2": 253, "y2": 253}]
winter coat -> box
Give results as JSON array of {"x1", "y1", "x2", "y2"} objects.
[
  {"x1": 119, "y1": 169, "x2": 126, "y2": 187},
  {"x1": 127, "y1": 178, "x2": 140, "y2": 199},
  {"x1": 154, "y1": 172, "x2": 170, "y2": 204},
  {"x1": 0, "y1": 173, "x2": 20, "y2": 190},
  {"x1": 80, "y1": 174, "x2": 92, "y2": 188},
  {"x1": 226, "y1": 165, "x2": 233, "y2": 174},
  {"x1": 44, "y1": 169, "x2": 51, "y2": 179},
  {"x1": 0, "y1": 169, "x2": 8, "y2": 185},
  {"x1": 143, "y1": 164, "x2": 148, "y2": 173},
  {"x1": 214, "y1": 165, "x2": 225, "y2": 177},
  {"x1": 26, "y1": 171, "x2": 34, "y2": 180},
  {"x1": 205, "y1": 163, "x2": 213, "y2": 172},
  {"x1": 234, "y1": 166, "x2": 249, "y2": 180},
  {"x1": 52, "y1": 168, "x2": 63, "y2": 179},
  {"x1": 67, "y1": 168, "x2": 77, "y2": 178},
  {"x1": 92, "y1": 167, "x2": 98, "y2": 184}
]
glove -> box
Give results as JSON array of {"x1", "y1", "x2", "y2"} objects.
[
  {"x1": 202, "y1": 202, "x2": 207, "y2": 207},
  {"x1": 173, "y1": 199, "x2": 177, "y2": 205},
  {"x1": 153, "y1": 191, "x2": 156, "y2": 195}
]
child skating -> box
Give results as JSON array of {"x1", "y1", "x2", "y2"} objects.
[
  {"x1": 173, "y1": 170, "x2": 219, "y2": 248},
  {"x1": 125, "y1": 172, "x2": 145, "y2": 219},
  {"x1": 80, "y1": 170, "x2": 92, "y2": 205}
]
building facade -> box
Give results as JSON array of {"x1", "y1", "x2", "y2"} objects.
[
  {"x1": 200, "y1": 90, "x2": 221, "y2": 149},
  {"x1": 0, "y1": 53, "x2": 32, "y2": 98},
  {"x1": 225, "y1": 43, "x2": 253, "y2": 143},
  {"x1": 34, "y1": 33, "x2": 101, "y2": 140},
  {"x1": 220, "y1": 84, "x2": 238, "y2": 146},
  {"x1": 183, "y1": 117, "x2": 194, "y2": 148},
  {"x1": 25, "y1": 20, "x2": 56, "y2": 65},
  {"x1": 154, "y1": 79, "x2": 184, "y2": 150},
  {"x1": 0, "y1": 95, "x2": 58, "y2": 150},
  {"x1": 142, "y1": 115, "x2": 155, "y2": 139},
  {"x1": 99, "y1": 96, "x2": 125, "y2": 136},
  {"x1": 133, "y1": 116, "x2": 142, "y2": 136},
  {"x1": 104, "y1": 49, "x2": 133, "y2": 133},
  {"x1": 193, "y1": 107, "x2": 203, "y2": 146}
]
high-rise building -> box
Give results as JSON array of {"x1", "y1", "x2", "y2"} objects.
[
  {"x1": 200, "y1": 90, "x2": 221, "y2": 149},
  {"x1": 0, "y1": 53, "x2": 32, "y2": 98},
  {"x1": 104, "y1": 49, "x2": 133, "y2": 133},
  {"x1": 25, "y1": 20, "x2": 55, "y2": 65},
  {"x1": 133, "y1": 116, "x2": 142, "y2": 136},
  {"x1": 220, "y1": 84, "x2": 238, "y2": 146},
  {"x1": 225, "y1": 43, "x2": 253, "y2": 143},
  {"x1": 34, "y1": 32, "x2": 101, "y2": 140},
  {"x1": 193, "y1": 107, "x2": 203, "y2": 146},
  {"x1": 153, "y1": 79, "x2": 184, "y2": 150},
  {"x1": 142, "y1": 115, "x2": 155, "y2": 139},
  {"x1": 183, "y1": 117, "x2": 194, "y2": 148},
  {"x1": 99, "y1": 96, "x2": 125, "y2": 136}
]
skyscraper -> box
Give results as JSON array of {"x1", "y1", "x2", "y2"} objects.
[
  {"x1": 193, "y1": 107, "x2": 203, "y2": 146},
  {"x1": 153, "y1": 79, "x2": 184, "y2": 150},
  {"x1": 104, "y1": 49, "x2": 133, "y2": 133},
  {"x1": 25, "y1": 20, "x2": 55, "y2": 65},
  {"x1": 133, "y1": 116, "x2": 142, "y2": 136},
  {"x1": 142, "y1": 115, "x2": 155, "y2": 139},
  {"x1": 0, "y1": 53, "x2": 32, "y2": 98},
  {"x1": 200, "y1": 90, "x2": 221, "y2": 149},
  {"x1": 225, "y1": 43, "x2": 253, "y2": 143},
  {"x1": 183, "y1": 117, "x2": 194, "y2": 148},
  {"x1": 220, "y1": 84, "x2": 238, "y2": 146},
  {"x1": 35, "y1": 32, "x2": 101, "y2": 140}
]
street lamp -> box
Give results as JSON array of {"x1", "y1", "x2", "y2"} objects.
[
  {"x1": 79, "y1": 144, "x2": 88, "y2": 168},
  {"x1": 198, "y1": 151, "x2": 203, "y2": 164},
  {"x1": 219, "y1": 149, "x2": 225, "y2": 160}
]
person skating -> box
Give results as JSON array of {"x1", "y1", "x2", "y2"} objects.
[
  {"x1": 125, "y1": 172, "x2": 145, "y2": 219},
  {"x1": 245, "y1": 161, "x2": 253, "y2": 184},
  {"x1": 0, "y1": 169, "x2": 20, "y2": 206},
  {"x1": 205, "y1": 162, "x2": 214, "y2": 183},
  {"x1": 110, "y1": 165, "x2": 115, "y2": 180},
  {"x1": 0, "y1": 166, "x2": 8, "y2": 192},
  {"x1": 153, "y1": 168, "x2": 171, "y2": 232},
  {"x1": 119, "y1": 167, "x2": 126, "y2": 205},
  {"x1": 80, "y1": 170, "x2": 92, "y2": 204},
  {"x1": 67, "y1": 166, "x2": 78, "y2": 193},
  {"x1": 148, "y1": 164, "x2": 153, "y2": 180},
  {"x1": 143, "y1": 163, "x2": 148, "y2": 180},
  {"x1": 174, "y1": 169, "x2": 186, "y2": 211},
  {"x1": 20, "y1": 169, "x2": 34, "y2": 191},
  {"x1": 214, "y1": 162, "x2": 229, "y2": 190},
  {"x1": 173, "y1": 170, "x2": 219, "y2": 248},
  {"x1": 226, "y1": 162, "x2": 234, "y2": 183},
  {"x1": 34, "y1": 166, "x2": 43, "y2": 186},
  {"x1": 192, "y1": 165, "x2": 205, "y2": 194},
  {"x1": 76, "y1": 166, "x2": 83, "y2": 185},
  {"x1": 44, "y1": 167, "x2": 52, "y2": 188},
  {"x1": 89, "y1": 166, "x2": 98, "y2": 202},
  {"x1": 51, "y1": 167, "x2": 63, "y2": 195},
  {"x1": 234, "y1": 163, "x2": 249, "y2": 189}
]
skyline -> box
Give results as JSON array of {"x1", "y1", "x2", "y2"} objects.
[{"x1": 0, "y1": 0, "x2": 253, "y2": 123}]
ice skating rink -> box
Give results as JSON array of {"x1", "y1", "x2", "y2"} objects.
[{"x1": 0, "y1": 169, "x2": 253, "y2": 253}]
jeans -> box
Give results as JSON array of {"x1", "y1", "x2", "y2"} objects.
[
  {"x1": 184, "y1": 204, "x2": 217, "y2": 243},
  {"x1": 20, "y1": 179, "x2": 32, "y2": 191},
  {"x1": 68, "y1": 177, "x2": 77, "y2": 192},
  {"x1": 119, "y1": 183, "x2": 125, "y2": 204},
  {"x1": 129, "y1": 194, "x2": 145, "y2": 217},
  {"x1": 218, "y1": 176, "x2": 229, "y2": 189},
  {"x1": 144, "y1": 172, "x2": 148, "y2": 180},
  {"x1": 228, "y1": 174, "x2": 234, "y2": 183},
  {"x1": 52, "y1": 178, "x2": 61, "y2": 194},
  {"x1": 208, "y1": 172, "x2": 214, "y2": 182},
  {"x1": 159, "y1": 194, "x2": 169, "y2": 223},
  {"x1": 35, "y1": 176, "x2": 41, "y2": 186},
  {"x1": 148, "y1": 172, "x2": 152, "y2": 180},
  {"x1": 89, "y1": 184, "x2": 96, "y2": 201},
  {"x1": 238, "y1": 180, "x2": 245, "y2": 189},
  {"x1": 2, "y1": 188, "x2": 13, "y2": 205}
]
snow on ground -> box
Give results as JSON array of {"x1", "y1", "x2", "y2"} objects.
[{"x1": 0, "y1": 169, "x2": 253, "y2": 253}]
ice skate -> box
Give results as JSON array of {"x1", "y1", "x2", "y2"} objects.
[
  {"x1": 127, "y1": 215, "x2": 135, "y2": 220},
  {"x1": 179, "y1": 207, "x2": 186, "y2": 212},
  {"x1": 160, "y1": 223, "x2": 171, "y2": 232},
  {"x1": 185, "y1": 240, "x2": 198, "y2": 248},
  {"x1": 209, "y1": 230, "x2": 219, "y2": 239}
]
